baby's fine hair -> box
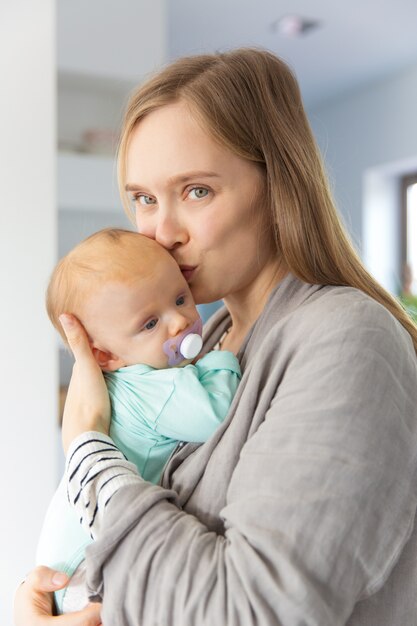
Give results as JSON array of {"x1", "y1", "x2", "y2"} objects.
[{"x1": 46, "y1": 228, "x2": 165, "y2": 343}]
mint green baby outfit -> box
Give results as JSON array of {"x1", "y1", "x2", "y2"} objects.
[{"x1": 36, "y1": 350, "x2": 240, "y2": 613}]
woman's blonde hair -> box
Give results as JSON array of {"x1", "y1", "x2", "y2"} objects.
[{"x1": 118, "y1": 47, "x2": 417, "y2": 351}]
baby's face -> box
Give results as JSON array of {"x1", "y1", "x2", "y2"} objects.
[{"x1": 82, "y1": 255, "x2": 201, "y2": 370}]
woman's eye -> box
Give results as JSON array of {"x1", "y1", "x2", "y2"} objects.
[
  {"x1": 176, "y1": 296, "x2": 185, "y2": 306},
  {"x1": 188, "y1": 187, "x2": 209, "y2": 200},
  {"x1": 144, "y1": 318, "x2": 158, "y2": 330},
  {"x1": 134, "y1": 194, "x2": 156, "y2": 206}
]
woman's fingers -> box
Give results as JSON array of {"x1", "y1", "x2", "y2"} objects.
[
  {"x1": 14, "y1": 566, "x2": 62, "y2": 624},
  {"x1": 59, "y1": 314, "x2": 95, "y2": 363},
  {"x1": 58, "y1": 314, "x2": 111, "y2": 453},
  {"x1": 26, "y1": 565, "x2": 69, "y2": 592},
  {"x1": 14, "y1": 566, "x2": 102, "y2": 625},
  {"x1": 14, "y1": 566, "x2": 101, "y2": 626}
]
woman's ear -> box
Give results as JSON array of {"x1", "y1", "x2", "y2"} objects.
[{"x1": 91, "y1": 346, "x2": 126, "y2": 372}]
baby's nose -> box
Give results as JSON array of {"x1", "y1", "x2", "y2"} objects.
[{"x1": 169, "y1": 313, "x2": 189, "y2": 337}]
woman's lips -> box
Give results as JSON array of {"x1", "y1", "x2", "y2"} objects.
[{"x1": 179, "y1": 265, "x2": 196, "y2": 282}]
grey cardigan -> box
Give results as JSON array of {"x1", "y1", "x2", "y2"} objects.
[{"x1": 79, "y1": 274, "x2": 417, "y2": 625}]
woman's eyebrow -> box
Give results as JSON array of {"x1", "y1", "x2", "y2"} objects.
[
  {"x1": 125, "y1": 171, "x2": 220, "y2": 192},
  {"x1": 167, "y1": 171, "x2": 220, "y2": 186}
]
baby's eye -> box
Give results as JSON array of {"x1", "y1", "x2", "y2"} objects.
[
  {"x1": 188, "y1": 187, "x2": 209, "y2": 200},
  {"x1": 176, "y1": 295, "x2": 185, "y2": 306},
  {"x1": 144, "y1": 318, "x2": 158, "y2": 330},
  {"x1": 135, "y1": 194, "x2": 156, "y2": 206}
]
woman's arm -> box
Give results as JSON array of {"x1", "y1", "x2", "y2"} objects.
[
  {"x1": 62, "y1": 300, "x2": 417, "y2": 625},
  {"x1": 13, "y1": 314, "x2": 110, "y2": 625}
]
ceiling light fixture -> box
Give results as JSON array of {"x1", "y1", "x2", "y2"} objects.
[{"x1": 271, "y1": 14, "x2": 321, "y2": 38}]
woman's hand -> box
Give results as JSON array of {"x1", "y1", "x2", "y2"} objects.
[
  {"x1": 60, "y1": 314, "x2": 111, "y2": 454},
  {"x1": 13, "y1": 566, "x2": 102, "y2": 625}
]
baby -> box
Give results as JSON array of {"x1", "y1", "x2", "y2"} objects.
[{"x1": 36, "y1": 228, "x2": 240, "y2": 613}]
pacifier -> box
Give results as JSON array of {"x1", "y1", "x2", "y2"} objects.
[{"x1": 162, "y1": 317, "x2": 203, "y2": 366}]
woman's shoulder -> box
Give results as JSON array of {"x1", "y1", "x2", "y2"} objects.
[
  {"x1": 263, "y1": 276, "x2": 403, "y2": 336},
  {"x1": 248, "y1": 279, "x2": 416, "y2": 369},
  {"x1": 297, "y1": 283, "x2": 388, "y2": 321},
  {"x1": 294, "y1": 284, "x2": 404, "y2": 338}
]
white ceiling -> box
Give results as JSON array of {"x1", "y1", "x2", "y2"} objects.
[
  {"x1": 167, "y1": 0, "x2": 417, "y2": 108},
  {"x1": 58, "y1": 0, "x2": 417, "y2": 109}
]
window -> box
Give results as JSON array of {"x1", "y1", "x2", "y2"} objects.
[
  {"x1": 402, "y1": 174, "x2": 417, "y2": 293},
  {"x1": 400, "y1": 174, "x2": 417, "y2": 320}
]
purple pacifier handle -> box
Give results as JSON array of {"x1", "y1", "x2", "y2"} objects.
[{"x1": 162, "y1": 317, "x2": 203, "y2": 366}]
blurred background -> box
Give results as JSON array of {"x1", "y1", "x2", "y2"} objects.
[{"x1": 1, "y1": 0, "x2": 417, "y2": 623}]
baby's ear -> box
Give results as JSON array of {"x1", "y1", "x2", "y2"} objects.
[{"x1": 91, "y1": 346, "x2": 125, "y2": 372}]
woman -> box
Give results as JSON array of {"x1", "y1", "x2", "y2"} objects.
[{"x1": 15, "y1": 48, "x2": 417, "y2": 625}]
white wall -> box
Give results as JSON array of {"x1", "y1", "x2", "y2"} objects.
[
  {"x1": 362, "y1": 169, "x2": 402, "y2": 293},
  {"x1": 58, "y1": 153, "x2": 122, "y2": 212},
  {"x1": 56, "y1": 0, "x2": 169, "y2": 156},
  {"x1": 58, "y1": 0, "x2": 167, "y2": 82},
  {"x1": 309, "y1": 62, "x2": 417, "y2": 255},
  {"x1": 58, "y1": 75, "x2": 129, "y2": 153},
  {"x1": 0, "y1": 2, "x2": 57, "y2": 624}
]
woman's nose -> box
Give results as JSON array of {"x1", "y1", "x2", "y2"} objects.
[{"x1": 154, "y1": 212, "x2": 189, "y2": 250}]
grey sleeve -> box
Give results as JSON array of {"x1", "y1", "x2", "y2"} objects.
[{"x1": 82, "y1": 301, "x2": 417, "y2": 625}]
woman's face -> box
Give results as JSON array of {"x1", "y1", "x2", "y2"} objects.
[{"x1": 125, "y1": 101, "x2": 276, "y2": 304}]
